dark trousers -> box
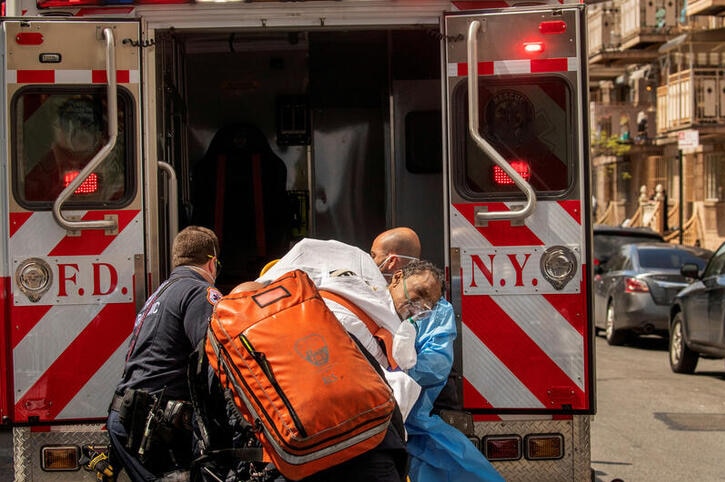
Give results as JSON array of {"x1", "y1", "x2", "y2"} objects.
[
  {"x1": 291, "y1": 421, "x2": 408, "y2": 482},
  {"x1": 108, "y1": 409, "x2": 192, "y2": 481},
  {"x1": 107, "y1": 410, "x2": 157, "y2": 482}
]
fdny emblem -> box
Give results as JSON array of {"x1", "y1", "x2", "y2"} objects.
[
  {"x1": 207, "y1": 287, "x2": 223, "y2": 305},
  {"x1": 484, "y1": 89, "x2": 535, "y2": 147},
  {"x1": 295, "y1": 334, "x2": 329, "y2": 367}
]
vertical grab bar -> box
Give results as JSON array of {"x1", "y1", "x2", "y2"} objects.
[
  {"x1": 467, "y1": 20, "x2": 536, "y2": 222},
  {"x1": 158, "y1": 161, "x2": 179, "y2": 255},
  {"x1": 53, "y1": 27, "x2": 119, "y2": 232}
]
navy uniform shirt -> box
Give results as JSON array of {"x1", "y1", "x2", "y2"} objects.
[{"x1": 116, "y1": 266, "x2": 222, "y2": 401}]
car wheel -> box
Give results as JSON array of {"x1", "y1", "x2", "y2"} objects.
[
  {"x1": 669, "y1": 313, "x2": 698, "y2": 374},
  {"x1": 605, "y1": 302, "x2": 629, "y2": 346}
]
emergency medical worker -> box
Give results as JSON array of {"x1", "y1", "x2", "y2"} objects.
[
  {"x1": 370, "y1": 226, "x2": 421, "y2": 280},
  {"x1": 371, "y1": 228, "x2": 460, "y2": 412},
  {"x1": 294, "y1": 259, "x2": 448, "y2": 482},
  {"x1": 107, "y1": 226, "x2": 222, "y2": 482},
  {"x1": 390, "y1": 261, "x2": 503, "y2": 482}
]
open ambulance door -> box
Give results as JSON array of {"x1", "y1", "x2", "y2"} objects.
[
  {"x1": 1, "y1": 19, "x2": 145, "y2": 433},
  {"x1": 443, "y1": 5, "x2": 595, "y2": 417}
]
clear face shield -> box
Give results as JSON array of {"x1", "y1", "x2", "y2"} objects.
[
  {"x1": 400, "y1": 276, "x2": 433, "y2": 323},
  {"x1": 378, "y1": 254, "x2": 419, "y2": 279}
]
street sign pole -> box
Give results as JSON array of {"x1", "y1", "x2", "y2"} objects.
[
  {"x1": 678, "y1": 149, "x2": 683, "y2": 245},
  {"x1": 676, "y1": 130, "x2": 697, "y2": 245}
]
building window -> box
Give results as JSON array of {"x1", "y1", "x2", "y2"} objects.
[{"x1": 704, "y1": 152, "x2": 725, "y2": 201}]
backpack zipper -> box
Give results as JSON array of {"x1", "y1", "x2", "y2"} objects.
[{"x1": 239, "y1": 333, "x2": 308, "y2": 437}]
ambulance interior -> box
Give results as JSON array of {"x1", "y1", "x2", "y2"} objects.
[{"x1": 155, "y1": 28, "x2": 445, "y2": 292}]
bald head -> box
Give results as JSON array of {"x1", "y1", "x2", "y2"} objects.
[{"x1": 371, "y1": 227, "x2": 421, "y2": 278}]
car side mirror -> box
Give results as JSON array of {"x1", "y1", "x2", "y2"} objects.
[{"x1": 680, "y1": 263, "x2": 701, "y2": 280}]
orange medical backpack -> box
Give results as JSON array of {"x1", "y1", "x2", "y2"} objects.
[{"x1": 205, "y1": 269, "x2": 396, "y2": 480}]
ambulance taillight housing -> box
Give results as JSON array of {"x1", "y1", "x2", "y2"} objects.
[
  {"x1": 524, "y1": 434, "x2": 564, "y2": 460},
  {"x1": 492, "y1": 160, "x2": 530, "y2": 185},
  {"x1": 64, "y1": 170, "x2": 99, "y2": 195},
  {"x1": 483, "y1": 435, "x2": 522, "y2": 461},
  {"x1": 41, "y1": 445, "x2": 81, "y2": 471}
]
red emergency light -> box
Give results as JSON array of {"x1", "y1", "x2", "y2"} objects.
[
  {"x1": 523, "y1": 42, "x2": 544, "y2": 55},
  {"x1": 64, "y1": 170, "x2": 99, "y2": 195},
  {"x1": 37, "y1": 0, "x2": 190, "y2": 7},
  {"x1": 492, "y1": 160, "x2": 531, "y2": 185}
]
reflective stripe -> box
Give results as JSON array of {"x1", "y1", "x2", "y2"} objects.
[
  {"x1": 448, "y1": 58, "x2": 577, "y2": 77},
  {"x1": 7, "y1": 69, "x2": 140, "y2": 84}
]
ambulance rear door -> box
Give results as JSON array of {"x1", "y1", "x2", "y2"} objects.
[
  {"x1": 443, "y1": 5, "x2": 594, "y2": 415},
  {"x1": 1, "y1": 19, "x2": 145, "y2": 425}
]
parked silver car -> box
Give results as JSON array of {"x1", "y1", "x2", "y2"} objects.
[
  {"x1": 669, "y1": 241, "x2": 725, "y2": 373},
  {"x1": 593, "y1": 224, "x2": 664, "y2": 269},
  {"x1": 593, "y1": 242, "x2": 712, "y2": 345}
]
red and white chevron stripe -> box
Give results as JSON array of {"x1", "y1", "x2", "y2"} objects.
[
  {"x1": 452, "y1": 200, "x2": 589, "y2": 411},
  {"x1": 8, "y1": 210, "x2": 141, "y2": 421}
]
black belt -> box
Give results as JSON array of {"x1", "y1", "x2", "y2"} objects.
[{"x1": 109, "y1": 392, "x2": 125, "y2": 413}]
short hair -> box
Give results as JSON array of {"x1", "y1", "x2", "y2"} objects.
[
  {"x1": 400, "y1": 259, "x2": 446, "y2": 294},
  {"x1": 172, "y1": 226, "x2": 220, "y2": 269}
]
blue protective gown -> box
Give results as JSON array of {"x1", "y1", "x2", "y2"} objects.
[{"x1": 405, "y1": 299, "x2": 504, "y2": 482}]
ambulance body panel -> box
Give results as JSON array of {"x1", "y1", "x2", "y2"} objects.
[{"x1": 0, "y1": 1, "x2": 593, "y2": 479}]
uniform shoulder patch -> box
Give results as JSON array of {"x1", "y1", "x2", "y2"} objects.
[{"x1": 207, "y1": 287, "x2": 223, "y2": 305}]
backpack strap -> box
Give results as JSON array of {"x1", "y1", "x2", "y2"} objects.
[{"x1": 318, "y1": 289, "x2": 398, "y2": 370}]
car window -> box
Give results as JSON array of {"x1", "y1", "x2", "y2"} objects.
[
  {"x1": 606, "y1": 250, "x2": 627, "y2": 271},
  {"x1": 593, "y1": 232, "x2": 663, "y2": 261},
  {"x1": 638, "y1": 248, "x2": 710, "y2": 270},
  {"x1": 621, "y1": 256, "x2": 633, "y2": 270},
  {"x1": 703, "y1": 245, "x2": 725, "y2": 278}
]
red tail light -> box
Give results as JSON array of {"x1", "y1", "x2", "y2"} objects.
[
  {"x1": 492, "y1": 160, "x2": 531, "y2": 185},
  {"x1": 64, "y1": 170, "x2": 99, "y2": 195},
  {"x1": 624, "y1": 277, "x2": 649, "y2": 293}
]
